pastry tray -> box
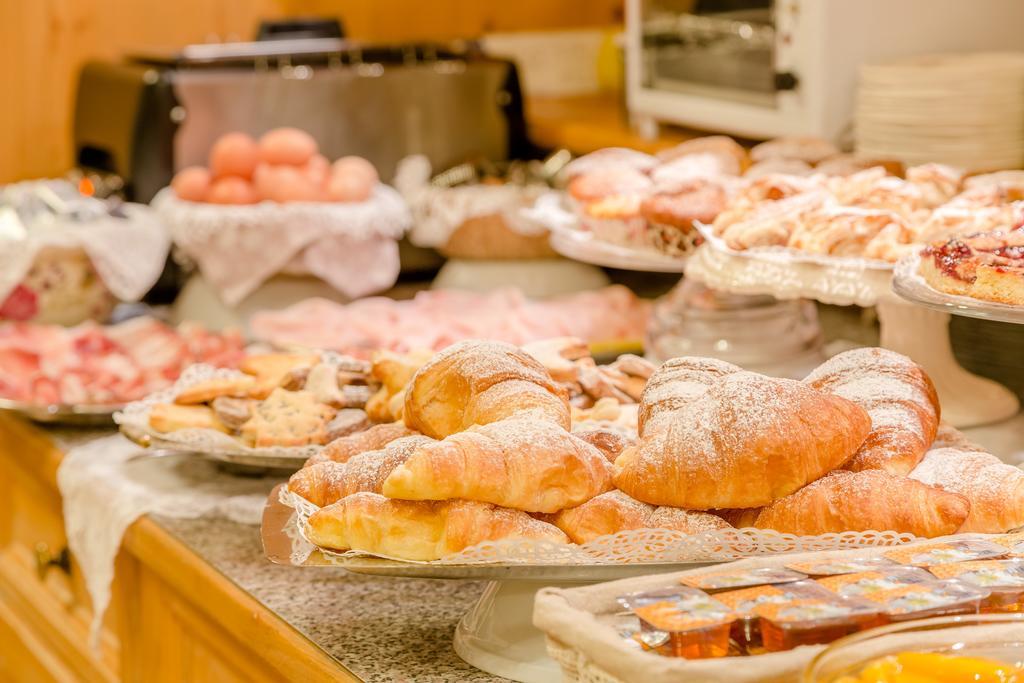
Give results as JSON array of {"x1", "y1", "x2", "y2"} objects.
[
  {"x1": 894, "y1": 253, "x2": 1024, "y2": 324},
  {"x1": 260, "y1": 484, "x2": 708, "y2": 580},
  {"x1": 685, "y1": 236, "x2": 895, "y2": 307},
  {"x1": 0, "y1": 398, "x2": 120, "y2": 426}
]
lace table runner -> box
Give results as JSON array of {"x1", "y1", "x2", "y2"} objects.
[{"x1": 56, "y1": 433, "x2": 280, "y2": 646}]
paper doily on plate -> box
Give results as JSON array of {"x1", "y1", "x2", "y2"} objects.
[
  {"x1": 0, "y1": 200, "x2": 170, "y2": 304},
  {"x1": 114, "y1": 364, "x2": 323, "y2": 464},
  {"x1": 395, "y1": 154, "x2": 549, "y2": 249},
  {"x1": 686, "y1": 227, "x2": 896, "y2": 307},
  {"x1": 279, "y1": 487, "x2": 918, "y2": 567},
  {"x1": 894, "y1": 252, "x2": 1024, "y2": 324},
  {"x1": 156, "y1": 186, "x2": 411, "y2": 305}
]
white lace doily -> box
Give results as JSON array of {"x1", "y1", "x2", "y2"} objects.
[
  {"x1": 0, "y1": 202, "x2": 170, "y2": 303},
  {"x1": 114, "y1": 364, "x2": 323, "y2": 462},
  {"x1": 394, "y1": 155, "x2": 548, "y2": 249},
  {"x1": 685, "y1": 238, "x2": 896, "y2": 307},
  {"x1": 279, "y1": 487, "x2": 917, "y2": 567},
  {"x1": 155, "y1": 186, "x2": 411, "y2": 305},
  {"x1": 56, "y1": 434, "x2": 278, "y2": 647}
]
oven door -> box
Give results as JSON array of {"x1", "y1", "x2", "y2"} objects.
[{"x1": 640, "y1": 0, "x2": 779, "y2": 108}]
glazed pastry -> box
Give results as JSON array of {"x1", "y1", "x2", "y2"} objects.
[
  {"x1": 804, "y1": 348, "x2": 939, "y2": 475},
  {"x1": 149, "y1": 403, "x2": 230, "y2": 434},
  {"x1": 289, "y1": 435, "x2": 435, "y2": 507},
  {"x1": 750, "y1": 136, "x2": 839, "y2": 165},
  {"x1": 905, "y1": 163, "x2": 964, "y2": 207},
  {"x1": 616, "y1": 360, "x2": 871, "y2": 509},
  {"x1": 305, "y1": 492, "x2": 569, "y2": 561},
  {"x1": 919, "y1": 228, "x2": 1024, "y2": 305},
  {"x1": 382, "y1": 417, "x2": 612, "y2": 513},
  {"x1": 786, "y1": 206, "x2": 902, "y2": 257},
  {"x1": 753, "y1": 470, "x2": 970, "y2": 538},
  {"x1": 640, "y1": 184, "x2": 725, "y2": 256},
  {"x1": 655, "y1": 135, "x2": 747, "y2": 172},
  {"x1": 173, "y1": 376, "x2": 255, "y2": 405},
  {"x1": 562, "y1": 148, "x2": 658, "y2": 178},
  {"x1": 402, "y1": 340, "x2": 570, "y2": 439},
  {"x1": 210, "y1": 396, "x2": 254, "y2": 431},
  {"x1": 239, "y1": 388, "x2": 336, "y2": 447},
  {"x1": 910, "y1": 447, "x2": 1024, "y2": 533},
  {"x1": 567, "y1": 166, "x2": 652, "y2": 203},
  {"x1": 548, "y1": 490, "x2": 732, "y2": 544},
  {"x1": 309, "y1": 421, "x2": 415, "y2": 465}
]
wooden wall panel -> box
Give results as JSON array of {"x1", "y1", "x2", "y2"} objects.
[{"x1": 0, "y1": 0, "x2": 620, "y2": 184}]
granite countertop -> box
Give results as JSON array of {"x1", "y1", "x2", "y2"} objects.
[{"x1": 153, "y1": 514, "x2": 509, "y2": 683}]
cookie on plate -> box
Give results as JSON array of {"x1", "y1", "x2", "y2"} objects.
[
  {"x1": 150, "y1": 404, "x2": 230, "y2": 434},
  {"x1": 240, "y1": 388, "x2": 336, "y2": 448},
  {"x1": 174, "y1": 376, "x2": 256, "y2": 405}
]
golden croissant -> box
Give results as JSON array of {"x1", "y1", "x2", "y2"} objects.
[
  {"x1": 402, "y1": 340, "x2": 570, "y2": 438},
  {"x1": 307, "y1": 421, "x2": 414, "y2": 466},
  {"x1": 616, "y1": 360, "x2": 871, "y2": 509},
  {"x1": 548, "y1": 490, "x2": 732, "y2": 544},
  {"x1": 305, "y1": 492, "x2": 569, "y2": 561},
  {"x1": 910, "y1": 446, "x2": 1024, "y2": 533},
  {"x1": 754, "y1": 470, "x2": 970, "y2": 538},
  {"x1": 289, "y1": 435, "x2": 435, "y2": 507},
  {"x1": 805, "y1": 347, "x2": 939, "y2": 475},
  {"x1": 382, "y1": 417, "x2": 612, "y2": 513}
]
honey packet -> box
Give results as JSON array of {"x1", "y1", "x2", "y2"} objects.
[
  {"x1": 929, "y1": 559, "x2": 1024, "y2": 613},
  {"x1": 884, "y1": 540, "x2": 1007, "y2": 567}
]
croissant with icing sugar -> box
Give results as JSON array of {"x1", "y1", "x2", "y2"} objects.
[
  {"x1": 753, "y1": 470, "x2": 969, "y2": 537},
  {"x1": 910, "y1": 446, "x2": 1024, "y2": 533},
  {"x1": 402, "y1": 340, "x2": 570, "y2": 438},
  {"x1": 382, "y1": 417, "x2": 612, "y2": 513},
  {"x1": 546, "y1": 490, "x2": 733, "y2": 544},
  {"x1": 289, "y1": 435, "x2": 435, "y2": 507},
  {"x1": 306, "y1": 492, "x2": 569, "y2": 561},
  {"x1": 615, "y1": 358, "x2": 871, "y2": 509},
  {"x1": 805, "y1": 347, "x2": 939, "y2": 475}
]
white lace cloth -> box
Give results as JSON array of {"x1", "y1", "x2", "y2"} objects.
[
  {"x1": 394, "y1": 155, "x2": 548, "y2": 249},
  {"x1": 56, "y1": 434, "x2": 278, "y2": 647},
  {"x1": 155, "y1": 186, "x2": 411, "y2": 305},
  {"x1": 0, "y1": 203, "x2": 170, "y2": 303}
]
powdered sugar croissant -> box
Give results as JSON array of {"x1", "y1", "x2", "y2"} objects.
[
  {"x1": 616, "y1": 358, "x2": 871, "y2": 509},
  {"x1": 910, "y1": 446, "x2": 1024, "y2": 533},
  {"x1": 382, "y1": 417, "x2": 612, "y2": 513},
  {"x1": 753, "y1": 470, "x2": 969, "y2": 538},
  {"x1": 805, "y1": 347, "x2": 939, "y2": 475},
  {"x1": 402, "y1": 340, "x2": 570, "y2": 438}
]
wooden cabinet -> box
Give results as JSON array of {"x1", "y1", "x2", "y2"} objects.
[{"x1": 0, "y1": 415, "x2": 355, "y2": 683}]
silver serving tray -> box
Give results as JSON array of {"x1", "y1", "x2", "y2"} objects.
[{"x1": 0, "y1": 398, "x2": 120, "y2": 426}]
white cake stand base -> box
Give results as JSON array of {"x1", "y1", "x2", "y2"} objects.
[
  {"x1": 453, "y1": 580, "x2": 580, "y2": 683},
  {"x1": 877, "y1": 299, "x2": 1019, "y2": 428}
]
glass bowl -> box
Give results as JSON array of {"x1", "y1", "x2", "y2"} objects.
[{"x1": 803, "y1": 613, "x2": 1024, "y2": 682}]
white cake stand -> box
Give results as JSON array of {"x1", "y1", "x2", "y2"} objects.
[
  {"x1": 260, "y1": 484, "x2": 708, "y2": 683},
  {"x1": 686, "y1": 242, "x2": 1019, "y2": 427}
]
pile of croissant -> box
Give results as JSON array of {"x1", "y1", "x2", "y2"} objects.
[{"x1": 287, "y1": 340, "x2": 1024, "y2": 562}]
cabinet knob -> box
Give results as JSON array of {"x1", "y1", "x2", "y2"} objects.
[{"x1": 34, "y1": 542, "x2": 71, "y2": 581}]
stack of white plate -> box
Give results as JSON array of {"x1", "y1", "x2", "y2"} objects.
[{"x1": 856, "y1": 52, "x2": 1024, "y2": 171}]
